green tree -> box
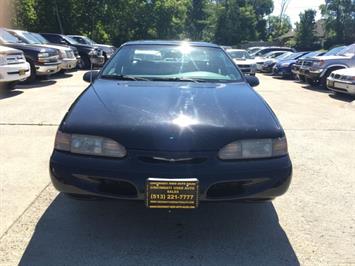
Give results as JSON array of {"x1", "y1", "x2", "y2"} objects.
[
  {"x1": 248, "y1": 0, "x2": 274, "y2": 40},
  {"x1": 320, "y1": 0, "x2": 355, "y2": 46},
  {"x1": 186, "y1": 0, "x2": 209, "y2": 40},
  {"x1": 294, "y1": 9, "x2": 320, "y2": 50},
  {"x1": 214, "y1": 0, "x2": 258, "y2": 45},
  {"x1": 266, "y1": 15, "x2": 292, "y2": 41}
]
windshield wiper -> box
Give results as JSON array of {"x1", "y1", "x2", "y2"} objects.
[
  {"x1": 150, "y1": 77, "x2": 207, "y2": 83},
  {"x1": 101, "y1": 74, "x2": 149, "y2": 81}
]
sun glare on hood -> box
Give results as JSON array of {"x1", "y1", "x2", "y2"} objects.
[{"x1": 172, "y1": 114, "x2": 198, "y2": 128}]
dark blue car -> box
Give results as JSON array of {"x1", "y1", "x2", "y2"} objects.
[
  {"x1": 273, "y1": 52, "x2": 309, "y2": 78},
  {"x1": 50, "y1": 41, "x2": 292, "y2": 209}
]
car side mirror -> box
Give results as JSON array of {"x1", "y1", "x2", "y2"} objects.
[
  {"x1": 83, "y1": 71, "x2": 99, "y2": 83},
  {"x1": 245, "y1": 75, "x2": 259, "y2": 87}
]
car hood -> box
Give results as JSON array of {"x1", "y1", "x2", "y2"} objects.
[
  {"x1": 62, "y1": 80, "x2": 283, "y2": 151},
  {"x1": 233, "y1": 59, "x2": 256, "y2": 65},
  {"x1": 0, "y1": 45, "x2": 21, "y2": 53},
  {"x1": 332, "y1": 67, "x2": 355, "y2": 76},
  {"x1": 95, "y1": 44, "x2": 115, "y2": 50},
  {"x1": 1, "y1": 43, "x2": 56, "y2": 53},
  {"x1": 312, "y1": 55, "x2": 352, "y2": 61},
  {"x1": 277, "y1": 59, "x2": 296, "y2": 66}
]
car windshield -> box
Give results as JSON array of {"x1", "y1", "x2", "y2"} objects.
[
  {"x1": 300, "y1": 51, "x2": 322, "y2": 59},
  {"x1": 336, "y1": 44, "x2": 355, "y2": 57},
  {"x1": 0, "y1": 28, "x2": 23, "y2": 44},
  {"x1": 20, "y1": 32, "x2": 42, "y2": 44},
  {"x1": 263, "y1": 52, "x2": 283, "y2": 59},
  {"x1": 82, "y1": 36, "x2": 96, "y2": 45},
  {"x1": 248, "y1": 47, "x2": 262, "y2": 54},
  {"x1": 30, "y1": 32, "x2": 49, "y2": 44},
  {"x1": 276, "y1": 52, "x2": 292, "y2": 60},
  {"x1": 324, "y1": 46, "x2": 346, "y2": 56},
  {"x1": 64, "y1": 36, "x2": 80, "y2": 45},
  {"x1": 101, "y1": 44, "x2": 243, "y2": 83},
  {"x1": 285, "y1": 52, "x2": 304, "y2": 60},
  {"x1": 227, "y1": 50, "x2": 252, "y2": 59}
]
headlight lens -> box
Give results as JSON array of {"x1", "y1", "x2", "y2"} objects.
[
  {"x1": 88, "y1": 50, "x2": 96, "y2": 56},
  {"x1": 54, "y1": 131, "x2": 127, "y2": 158},
  {"x1": 60, "y1": 50, "x2": 67, "y2": 59},
  {"x1": 281, "y1": 63, "x2": 290, "y2": 67},
  {"x1": 313, "y1": 60, "x2": 325, "y2": 67},
  {"x1": 38, "y1": 52, "x2": 49, "y2": 58},
  {"x1": 218, "y1": 137, "x2": 288, "y2": 160}
]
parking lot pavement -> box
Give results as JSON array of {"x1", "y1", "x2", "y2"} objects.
[{"x1": 1, "y1": 72, "x2": 355, "y2": 265}]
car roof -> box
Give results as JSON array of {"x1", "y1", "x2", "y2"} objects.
[{"x1": 122, "y1": 40, "x2": 220, "y2": 48}]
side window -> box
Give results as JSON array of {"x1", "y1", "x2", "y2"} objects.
[{"x1": 44, "y1": 35, "x2": 59, "y2": 43}]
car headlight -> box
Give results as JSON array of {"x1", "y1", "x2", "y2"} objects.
[
  {"x1": 0, "y1": 54, "x2": 6, "y2": 66},
  {"x1": 313, "y1": 60, "x2": 325, "y2": 67},
  {"x1": 38, "y1": 52, "x2": 49, "y2": 58},
  {"x1": 54, "y1": 131, "x2": 127, "y2": 158},
  {"x1": 281, "y1": 63, "x2": 290, "y2": 67},
  {"x1": 218, "y1": 137, "x2": 288, "y2": 160},
  {"x1": 60, "y1": 50, "x2": 67, "y2": 59}
]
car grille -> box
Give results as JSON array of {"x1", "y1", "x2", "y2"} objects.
[
  {"x1": 139, "y1": 156, "x2": 207, "y2": 164},
  {"x1": 5, "y1": 53, "x2": 26, "y2": 65},
  {"x1": 331, "y1": 73, "x2": 354, "y2": 81}
]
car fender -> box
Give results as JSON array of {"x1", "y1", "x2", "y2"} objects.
[{"x1": 320, "y1": 64, "x2": 348, "y2": 77}]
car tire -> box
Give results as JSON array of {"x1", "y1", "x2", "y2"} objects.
[
  {"x1": 24, "y1": 59, "x2": 37, "y2": 83},
  {"x1": 306, "y1": 77, "x2": 319, "y2": 87},
  {"x1": 79, "y1": 55, "x2": 91, "y2": 70},
  {"x1": 298, "y1": 75, "x2": 306, "y2": 82}
]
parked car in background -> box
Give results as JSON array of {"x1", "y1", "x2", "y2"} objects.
[
  {"x1": 50, "y1": 41, "x2": 292, "y2": 207},
  {"x1": 304, "y1": 44, "x2": 355, "y2": 88},
  {"x1": 251, "y1": 47, "x2": 295, "y2": 58},
  {"x1": 0, "y1": 45, "x2": 30, "y2": 89},
  {"x1": 260, "y1": 52, "x2": 293, "y2": 73},
  {"x1": 40, "y1": 33, "x2": 105, "y2": 69},
  {"x1": 6, "y1": 29, "x2": 78, "y2": 72},
  {"x1": 272, "y1": 52, "x2": 309, "y2": 78},
  {"x1": 298, "y1": 46, "x2": 346, "y2": 85},
  {"x1": 247, "y1": 46, "x2": 265, "y2": 55},
  {"x1": 292, "y1": 51, "x2": 325, "y2": 82},
  {"x1": 29, "y1": 32, "x2": 81, "y2": 67},
  {"x1": 255, "y1": 51, "x2": 291, "y2": 71},
  {"x1": 0, "y1": 28, "x2": 61, "y2": 82},
  {"x1": 68, "y1": 35, "x2": 115, "y2": 62},
  {"x1": 226, "y1": 49, "x2": 257, "y2": 75},
  {"x1": 327, "y1": 68, "x2": 355, "y2": 96}
]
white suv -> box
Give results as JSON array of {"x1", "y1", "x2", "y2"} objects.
[{"x1": 0, "y1": 45, "x2": 30, "y2": 90}]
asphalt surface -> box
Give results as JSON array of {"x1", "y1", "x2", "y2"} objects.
[{"x1": 0, "y1": 71, "x2": 354, "y2": 266}]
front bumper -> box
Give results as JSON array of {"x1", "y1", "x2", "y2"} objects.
[
  {"x1": 0, "y1": 62, "x2": 31, "y2": 82},
  {"x1": 60, "y1": 58, "x2": 77, "y2": 70},
  {"x1": 50, "y1": 150, "x2": 292, "y2": 202},
  {"x1": 35, "y1": 63, "x2": 61, "y2": 76},
  {"x1": 327, "y1": 78, "x2": 355, "y2": 95},
  {"x1": 261, "y1": 65, "x2": 274, "y2": 73},
  {"x1": 273, "y1": 66, "x2": 292, "y2": 77}
]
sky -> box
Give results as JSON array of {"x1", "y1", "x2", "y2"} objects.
[{"x1": 272, "y1": 0, "x2": 325, "y2": 25}]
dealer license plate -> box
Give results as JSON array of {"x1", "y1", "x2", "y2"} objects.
[{"x1": 146, "y1": 178, "x2": 199, "y2": 209}]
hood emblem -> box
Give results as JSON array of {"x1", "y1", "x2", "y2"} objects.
[{"x1": 153, "y1": 157, "x2": 193, "y2": 162}]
